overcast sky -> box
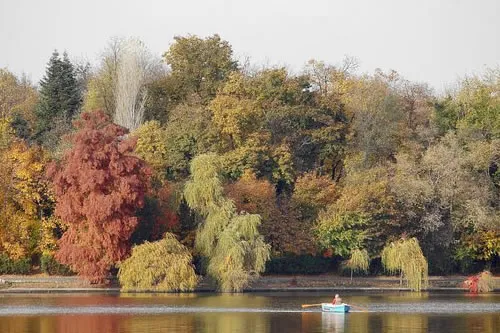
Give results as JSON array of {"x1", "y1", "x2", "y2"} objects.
[{"x1": 1, "y1": 0, "x2": 499, "y2": 91}]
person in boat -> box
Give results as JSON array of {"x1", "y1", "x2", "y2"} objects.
[{"x1": 332, "y1": 294, "x2": 343, "y2": 305}]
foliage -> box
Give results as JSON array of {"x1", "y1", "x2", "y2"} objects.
[
  {"x1": 48, "y1": 110, "x2": 151, "y2": 283},
  {"x1": 132, "y1": 120, "x2": 169, "y2": 181},
  {"x1": 164, "y1": 34, "x2": 238, "y2": 102},
  {"x1": 345, "y1": 248, "x2": 370, "y2": 281},
  {"x1": 463, "y1": 271, "x2": 495, "y2": 293},
  {"x1": 35, "y1": 50, "x2": 81, "y2": 147},
  {"x1": 118, "y1": 233, "x2": 198, "y2": 291},
  {"x1": 0, "y1": 139, "x2": 52, "y2": 260},
  {"x1": 224, "y1": 170, "x2": 316, "y2": 255},
  {"x1": 184, "y1": 153, "x2": 270, "y2": 292},
  {"x1": 0, "y1": 254, "x2": 31, "y2": 274},
  {"x1": 40, "y1": 254, "x2": 72, "y2": 275},
  {"x1": 317, "y1": 211, "x2": 368, "y2": 257},
  {"x1": 0, "y1": 69, "x2": 38, "y2": 137},
  {"x1": 316, "y1": 156, "x2": 396, "y2": 256},
  {"x1": 292, "y1": 172, "x2": 337, "y2": 220},
  {"x1": 381, "y1": 238, "x2": 428, "y2": 291},
  {"x1": 1, "y1": 36, "x2": 499, "y2": 277},
  {"x1": 265, "y1": 255, "x2": 334, "y2": 274}
]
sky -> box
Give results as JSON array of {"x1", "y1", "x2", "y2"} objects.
[{"x1": 1, "y1": 0, "x2": 499, "y2": 92}]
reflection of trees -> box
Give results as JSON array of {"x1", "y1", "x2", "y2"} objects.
[
  {"x1": 382, "y1": 314, "x2": 428, "y2": 332},
  {"x1": 0, "y1": 316, "x2": 30, "y2": 333},
  {"x1": 124, "y1": 314, "x2": 195, "y2": 333},
  {"x1": 194, "y1": 294, "x2": 270, "y2": 333},
  {"x1": 55, "y1": 315, "x2": 122, "y2": 333},
  {"x1": 197, "y1": 313, "x2": 269, "y2": 333},
  {"x1": 464, "y1": 314, "x2": 500, "y2": 333}
]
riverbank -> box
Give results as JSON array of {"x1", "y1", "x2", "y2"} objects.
[{"x1": 1, "y1": 274, "x2": 499, "y2": 293}]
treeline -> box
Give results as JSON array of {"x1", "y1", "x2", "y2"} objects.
[{"x1": 0, "y1": 35, "x2": 498, "y2": 289}]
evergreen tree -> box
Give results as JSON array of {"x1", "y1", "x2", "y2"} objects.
[{"x1": 36, "y1": 50, "x2": 81, "y2": 147}]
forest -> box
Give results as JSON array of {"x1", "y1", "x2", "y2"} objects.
[{"x1": 0, "y1": 34, "x2": 498, "y2": 292}]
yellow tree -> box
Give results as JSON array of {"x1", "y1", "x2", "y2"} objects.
[
  {"x1": 381, "y1": 238, "x2": 428, "y2": 291},
  {"x1": 0, "y1": 137, "x2": 52, "y2": 260},
  {"x1": 118, "y1": 233, "x2": 198, "y2": 291},
  {"x1": 184, "y1": 154, "x2": 270, "y2": 292}
]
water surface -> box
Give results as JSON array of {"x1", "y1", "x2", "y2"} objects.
[{"x1": 0, "y1": 292, "x2": 498, "y2": 333}]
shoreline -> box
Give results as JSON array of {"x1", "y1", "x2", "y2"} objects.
[{"x1": 1, "y1": 274, "x2": 498, "y2": 294}]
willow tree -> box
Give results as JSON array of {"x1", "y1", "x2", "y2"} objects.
[
  {"x1": 118, "y1": 233, "x2": 198, "y2": 292},
  {"x1": 345, "y1": 249, "x2": 370, "y2": 283},
  {"x1": 381, "y1": 238, "x2": 428, "y2": 291},
  {"x1": 184, "y1": 153, "x2": 270, "y2": 292}
]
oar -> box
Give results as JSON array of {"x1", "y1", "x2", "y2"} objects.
[
  {"x1": 348, "y1": 304, "x2": 369, "y2": 312},
  {"x1": 301, "y1": 303, "x2": 322, "y2": 308}
]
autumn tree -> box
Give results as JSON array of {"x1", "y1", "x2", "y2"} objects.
[
  {"x1": 164, "y1": 34, "x2": 238, "y2": 102},
  {"x1": 291, "y1": 172, "x2": 337, "y2": 221},
  {"x1": 345, "y1": 248, "x2": 369, "y2": 282},
  {"x1": 382, "y1": 238, "x2": 428, "y2": 291},
  {"x1": 118, "y1": 233, "x2": 198, "y2": 291},
  {"x1": 48, "y1": 110, "x2": 150, "y2": 283},
  {"x1": 0, "y1": 69, "x2": 38, "y2": 139},
  {"x1": 184, "y1": 154, "x2": 270, "y2": 292},
  {"x1": 316, "y1": 154, "x2": 397, "y2": 256},
  {"x1": 0, "y1": 122, "x2": 52, "y2": 260},
  {"x1": 224, "y1": 170, "x2": 314, "y2": 255}
]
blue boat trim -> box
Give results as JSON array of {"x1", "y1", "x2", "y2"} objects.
[{"x1": 321, "y1": 303, "x2": 351, "y2": 313}]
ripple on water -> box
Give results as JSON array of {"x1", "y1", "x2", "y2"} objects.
[{"x1": 0, "y1": 302, "x2": 499, "y2": 316}]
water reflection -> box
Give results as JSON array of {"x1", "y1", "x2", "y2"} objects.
[
  {"x1": 382, "y1": 314, "x2": 428, "y2": 333},
  {"x1": 321, "y1": 312, "x2": 345, "y2": 332},
  {"x1": 0, "y1": 292, "x2": 498, "y2": 333}
]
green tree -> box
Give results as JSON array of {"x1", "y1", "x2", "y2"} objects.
[
  {"x1": 316, "y1": 154, "x2": 397, "y2": 256},
  {"x1": 36, "y1": 51, "x2": 81, "y2": 147},
  {"x1": 118, "y1": 233, "x2": 198, "y2": 291},
  {"x1": 184, "y1": 154, "x2": 270, "y2": 292}
]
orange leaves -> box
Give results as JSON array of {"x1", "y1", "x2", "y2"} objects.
[{"x1": 49, "y1": 110, "x2": 151, "y2": 283}]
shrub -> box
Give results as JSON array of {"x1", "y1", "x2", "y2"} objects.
[
  {"x1": 118, "y1": 233, "x2": 198, "y2": 292},
  {"x1": 40, "y1": 255, "x2": 73, "y2": 276},
  {"x1": 0, "y1": 254, "x2": 31, "y2": 274},
  {"x1": 265, "y1": 255, "x2": 334, "y2": 274}
]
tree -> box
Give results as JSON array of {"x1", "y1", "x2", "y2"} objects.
[
  {"x1": 184, "y1": 154, "x2": 270, "y2": 292},
  {"x1": 224, "y1": 170, "x2": 315, "y2": 255},
  {"x1": 36, "y1": 51, "x2": 81, "y2": 147},
  {"x1": 0, "y1": 133, "x2": 52, "y2": 260},
  {"x1": 0, "y1": 69, "x2": 38, "y2": 138},
  {"x1": 381, "y1": 238, "x2": 428, "y2": 291},
  {"x1": 164, "y1": 34, "x2": 238, "y2": 102},
  {"x1": 345, "y1": 248, "x2": 369, "y2": 283},
  {"x1": 291, "y1": 172, "x2": 337, "y2": 221},
  {"x1": 132, "y1": 120, "x2": 169, "y2": 182},
  {"x1": 118, "y1": 233, "x2": 198, "y2": 291},
  {"x1": 316, "y1": 154, "x2": 397, "y2": 256},
  {"x1": 47, "y1": 110, "x2": 151, "y2": 283},
  {"x1": 162, "y1": 103, "x2": 218, "y2": 179},
  {"x1": 114, "y1": 38, "x2": 161, "y2": 131},
  {"x1": 347, "y1": 73, "x2": 404, "y2": 165}
]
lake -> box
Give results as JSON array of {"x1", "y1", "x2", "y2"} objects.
[{"x1": 0, "y1": 291, "x2": 498, "y2": 333}]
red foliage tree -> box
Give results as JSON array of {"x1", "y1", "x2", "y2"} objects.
[
  {"x1": 225, "y1": 171, "x2": 317, "y2": 255},
  {"x1": 47, "y1": 111, "x2": 151, "y2": 283}
]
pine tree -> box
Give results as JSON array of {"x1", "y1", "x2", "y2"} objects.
[{"x1": 36, "y1": 50, "x2": 81, "y2": 147}]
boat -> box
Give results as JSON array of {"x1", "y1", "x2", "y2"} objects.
[{"x1": 321, "y1": 303, "x2": 351, "y2": 313}]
